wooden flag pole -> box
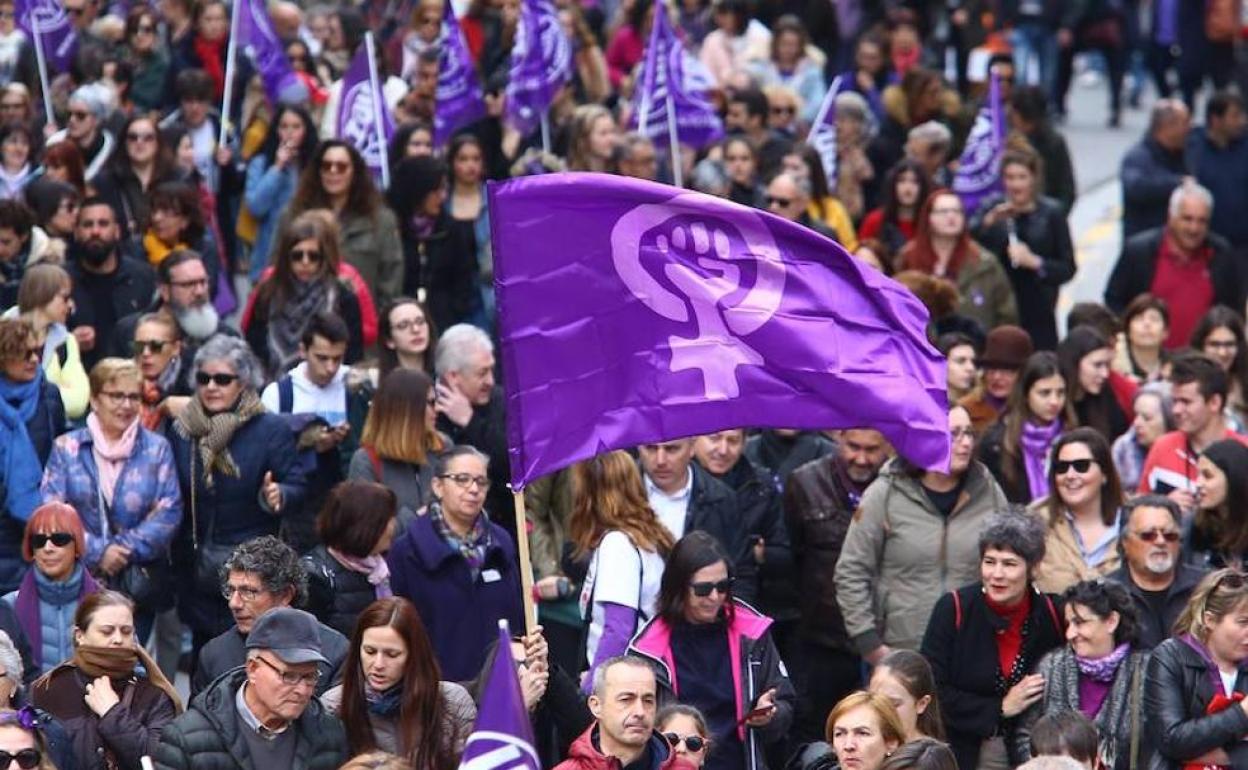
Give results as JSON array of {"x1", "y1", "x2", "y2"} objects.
[
  {"x1": 218, "y1": 0, "x2": 243, "y2": 147},
  {"x1": 512, "y1": 489, "x2": 536, "y2": 634}
]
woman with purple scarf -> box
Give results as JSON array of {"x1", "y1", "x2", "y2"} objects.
[
  {"x1": 303, "y1": 480, "x2": 400, "y2": 639},
  {"x1": 1145, "y1": 568, "x2": 1248, "y2": 770},
  {"x1": 979, "y1": 351, "x2": 1074, "y2": 504},
  {"x1": 1020, "y1": 579, "x2": 1150, "y2": 770}
]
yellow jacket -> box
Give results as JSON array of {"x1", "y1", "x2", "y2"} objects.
[
  {"x1": 44, "y1": 332, "x2": 89, "y2": 420},
  {"x1": 808, "y1": 196, "x2": 859, "y2": 252}
]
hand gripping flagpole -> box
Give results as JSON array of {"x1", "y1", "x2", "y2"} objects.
[
  {"x1": 218, "y1": 0, "x2": 243, "y2": 147},
  {"x1": 365, "y1": 32, "x2": 391, "y2": 190},
  {"x1": 29, "y1": 19, "x2": 52, "y2": 125}
]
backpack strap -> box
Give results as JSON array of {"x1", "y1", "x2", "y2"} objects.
[
  {"x1": 952, "y1": 590, "x2": 962, "y2": 631},
  {"x1": 1041, "y1": 593, "x2": 1062, "y2": 635},
  {"x1": 277, "y1": 375, "x2": 294, "y2": 414}
]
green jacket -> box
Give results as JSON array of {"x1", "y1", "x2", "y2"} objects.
[{"x1": 955, "y1": 244, "x2": 1019, "y2": 333}]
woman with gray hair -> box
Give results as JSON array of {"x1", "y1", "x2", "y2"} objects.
[
  {"x1": 1111, "y1": 383, "x2": 1174, "y2": 491},
  {"x1": 164, "y1": 334, "x2": 308, "y2": 652},
  {"x1": 920, "y1": 511, "x2": 1065, "y2": 770}
]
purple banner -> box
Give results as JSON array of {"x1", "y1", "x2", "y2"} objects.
[
  {"x1": 806, "y1": 76, "x2": 843, "y2": 186},
  {"x1": 434, "y1": 0, "x2": 486, "y2": 146},
  {"x1": 238, "y1": 0, "x2": 305, "y2": 105},
  {"x1": 338, "y1": 37, "x2": 395, "y2": 184},
  {"x1": 15, "y1": 0, "x2": 77, "y2": 73},
  {"x1": 456, "y1": 624, "x2": 540, "y2": 770},
  {"x1": 504, "y1": 0, "x2": 571, "y2": 137},
  {"x1": 489, "y1": 173, "x2": 950, "y2": 487},
  {"x1": 629, "y1": 0, "x2": 722, "y2": 150},
  {"x1": 952, "y1": 71, "x2": 1005, "y2": 215}
]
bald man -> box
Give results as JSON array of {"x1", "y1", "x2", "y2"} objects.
[{"x1": 1120, "y1": 98, "x2": 1191, "y2": 239}]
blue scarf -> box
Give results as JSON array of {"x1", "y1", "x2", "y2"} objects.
[
  {"x1": 0, "y1": 373, "x2": 44, "y2": 524},
  {"x1": 364, "y1": 683, "x2": 404, "y2": 717},
  {"x1": 0, "y1": 371, "x2": 42, "y2": 423}
]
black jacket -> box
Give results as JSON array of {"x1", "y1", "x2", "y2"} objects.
[
  {"x1": 154, "y1": 668, "x2": 348, "y2": 770},
  {"x1": 190, "y1": 624, "x2": 347, "y2": 698},
  {"x1": 745, "y1": 431, "x2": 835, "y2": 492},
  {"x1": 713, "y1": 457, "x2": 793, "y2": 621},
  {"x1": 66, "y1": 255, "x2": 157, "y2": 369},
  {"x1": 1104, "y1": 227, "x2": 1244, "y2": 316},
  {"x1": 1025, "y1": 125, "x2": 1077, "y2": 216},
  {"x1": 436, "y1": 387, "x2": 514, "y2": 544},
  {"x1": 1119, "y1": 136, "x2": 1187, "y2": 240},
  {"x1": 414, "y1": 212, "x2": 482, "y2": 332},
  {"x1": 302, "y1": 545, "x2": 378, "y2": 639},
  {"x1": 976, "y1": 421, "x2": 1031, "y2": 504},
  {"x1": 1107, "y1": 564, "x2": 1207, "y2": 651},
  {"x1": 1145, "y1": 636, "x2": 1248, "y2": 769},
  {"x1": 920, "y1": 585, "x2": 1065, "y2": 770}
]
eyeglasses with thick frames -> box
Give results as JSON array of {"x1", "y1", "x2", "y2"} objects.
[
  {"x1": 99, "y1": 391, "x2": 141, "y2": 405},
  {"x1": 196, "y1": 372, "x2": 239, "y2": 387},
  {"x1": 1054, "y1": 458, "x2": 1096, "y2": 475},
  {"x1": 133, "y1": 339, "x2": 169, "y2": 355},
  {"x1": 1132, "y1": 528, "x2": 1181, "y2": 544},
  {"x1": 690, "y1": 578, "x2": 734, "y2": 597},
  {"x1": 31, "y1": 532, "x2": 73, "y2": 549},
  {"x1": 438, "y1": 473, "x2": 490, "y2": 491},
  {"x1": 254, "y1": 655, "x2": 321, "y2": 688}
]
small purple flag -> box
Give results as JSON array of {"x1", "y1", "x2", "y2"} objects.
[
  {"x1": 504, "y1": 0, "x2": 571, "y2": 137},
  {"x1": 15, "y1": 0, "x2": 77, "y2": 73},
  {"x1": 237, "y1": 0, "x2": 306, "y2": 105},
  {"x1": 489, "y1": 173, "x2": 950, "y2": 487},
  {"x1": 952, "y1": 71, "x2": 1006, "y2": 215},
  {"x1": 456, "y1": 622, "x2": 540, "y2": 770},
  {"x1": 338, "y1": 34, "x2": 395, "y2": 186},
  {"x1": 806, "y1": 76, "x2": 843, "y2": 186},
  {"x1": 629, "y1": 0, "x2": 722, "y2": 150},
  {"x1": 434, "y1": 0, "x2": 486, "y2": 146}
]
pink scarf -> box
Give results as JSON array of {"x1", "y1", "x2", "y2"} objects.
[
  {"x1": 328, "y1": 547, "x2": 393, "y2": 599},
  {"x1": 87, "y1": 413, "x2": 139, "y2": 507}
]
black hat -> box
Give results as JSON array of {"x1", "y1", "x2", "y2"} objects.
[{"x1": 244, "y1": 608, "x2": 327, "y2": 665}]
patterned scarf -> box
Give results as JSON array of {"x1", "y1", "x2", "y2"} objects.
[
  {"x1": 268, "y1": 279, "x2": 334, "y2": 371},
  {"x1": 173, "y1": 389, "x2": 264, "y2": 488},
  {"x1": 428, "y1": 500, "x2": 490, "y2": 579},
  {"x1": 1075, "y1": 642, "x2": 1131, "y2": 682}
]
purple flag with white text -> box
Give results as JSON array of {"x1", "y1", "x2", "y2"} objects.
[
  {"x1": 489, "y1": 173, "x2": 950, "y2": 487},
  {"x1": 237, "y1": 0, "x2": 306, "y2": 105},
  {"x1": 504, "y1": 0, "x2": 571, "y2": 137},
  {"x1": 629, "y1": 0, "x2": 722, "y2": 149},
  {"x1": 15, "y1": 0, "x2": 76, "y2": 73},
  {"x1": 338, "y1": 38, "x2": 395, "y2": 184},
  {"x1": 456, "y1": 624, "x2": 540, "y2": 770},
  {"x1": 952, "y1": 71, "x2": 1005, "y2": 214},
  {"x1": 434, "y1": 0, "x2": 486, "y2": 146},
  {"x1": 806, "y1": 76, "x2": 843, "y2": 185}
]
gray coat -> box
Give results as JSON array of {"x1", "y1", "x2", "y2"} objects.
[{"x1": 320, "y1": 681, "x2": 476, "y2": 758}]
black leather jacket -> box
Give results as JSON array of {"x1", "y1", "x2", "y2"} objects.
[{"x1": 1145, "y1": 636, "x2": 1248, "y2": 769}]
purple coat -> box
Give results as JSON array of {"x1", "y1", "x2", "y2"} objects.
[{"x1": 386, "y1": 512, "x2": 524, "y2": 681}]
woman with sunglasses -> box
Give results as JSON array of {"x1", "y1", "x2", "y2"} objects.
[
  {"x1": 3, "y1": 503, "x2": 96, "y2": 675},
  {"x1": 131, "y1": 314, "x2": 185, "y2": 431},
  {"x1": 628, "y1": 531, "x2": 795, "y2": 770},
  {"x1": 41, "y1": 358, "x2": 182, "y2": 641},
  {"x1": 656, "y1": 705, "x2": 711, "y2": 768},
  {"x1": 244, "y1": 210, "x2": 363, "y2": 375},
  {"x1": 165, "y1": 334, "x2": 307, "y2": 652},
  {"x1": 14, "y1": 264, "x2": 88, "y2": 421},
  {"x1": 1031, "y1": 428, "x2": 1126, "y2": 595},
  {"x1": 32, "y1": 590, "x2": 181, "y2": 770},
  {"x1": 919, "y1": 512, "x2": 1065, "y2": 770},
  {"x1": 242, "y1": 105, "x2": 318, "y2": 284},
  {"x1": 120, "y1": 7, "x2": 168, "y2": 113},
  {"x1": 94, "y1": 115, "x2": 179, "y2": 242},
  {"x1": 1191, "y1": 439, "x2": 1248, "y2": 570},
  {"x1": 1145, "y1": 568, "x2": 1248, "y2": 770},
  {"x1": 386, "y1": 445, "x2": 523, "y2": 682},
  {"x1": 0, "y1": 706, "x2": 73, "y2": 770}
]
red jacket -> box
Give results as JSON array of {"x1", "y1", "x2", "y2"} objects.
[{"x1": 554, "y1": 726, "x2": 696, "y2": 770}]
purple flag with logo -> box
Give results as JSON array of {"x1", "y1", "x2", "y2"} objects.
[
  {"x1": 15, "y1": 0, "x2": 76, "y2": 73},
  {"x1": 489, "y1": 173, "x2": 950, "y2": 486},
  {"x1": 237, "y1": 0, "x2": 305, "y2": 104},
  {"x1": 338, "y1": 36, "x2": 395, "y2": 185},
  {"x1": 629, "y1": 0, "x2": 722, "y2": 149},
  {"x1": 457, "y1": 623, "x2": 540, "y2": 770},
  {"x1": 504, "y1": 0, "x2": 571, "y2": 137},
  {"x1": 434, "y1": 0, "x2": 486, "y2": 146},
  {"x1": 952, "y1": 71, "x2": 1005, "y2": 214},
  {"x1": 806, "y1": 76, "x2": 843, "y2": 185}
]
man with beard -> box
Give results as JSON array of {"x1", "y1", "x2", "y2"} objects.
[
  {"x1": 109, "y1": 249, "x2": 231, "y2": 363},
  {"x1": 783, "y1": 428, "x2": 890, "y2": 742},
  {"x1": 65, "y1": 198, "x2": 156, "y2": 368},
  {"x1": 1108, "y1": 495, "x2": 1206, "y2": 650}
]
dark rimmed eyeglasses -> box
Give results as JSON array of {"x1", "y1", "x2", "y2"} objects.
[
  {"x1": 195, "y1": 372, "x2": 239, "y2": 387},
  {"x1": 1132, "y1": 528, "x2": 1180, "y2": 544},
  {"x1": 132, "y1": 339, "x2": 169, "y2": 355},
  {"x1": 1053, "y1": 458, "x2": 1095, "y2": 475},
  {"x1": 0, "y1": 749, "x2": 40, "y2": 769},
  {"x1": 30, "y1": 532, "x2": 73, "y2": 549}
]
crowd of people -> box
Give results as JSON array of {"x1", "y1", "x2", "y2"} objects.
[{"x1": 0, "y1": 1, "x2": 1242, "y2": 770}]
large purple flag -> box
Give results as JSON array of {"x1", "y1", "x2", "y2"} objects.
[
  {"x1": 457, "y1": 623, "x2": 540, "y2": 770},
  {"x1": 629, "y1": 0, "x2": 722, "y2": 150},
  {"x1": 434, "y1": 0, "x2": 486, "y2": 146},
  {"x1": 504, "y1": 0, "x2": 571, "y2": 137},
  {"x1": 338, "y1": 34, "x2": 395, "y2": 186},
  {"x1": 237, "y1": 0, "x2": 306, "y2": 105},
  {"x1": 952, "y1": 72, "x2": 1005, "y2": 214},
  {"x1": 489, "y1": 173, "x2": 950, "y2": 487},
  {"x1": 806, "y1": 76, "x2": 843, "y2": 185},
  {"x1": 15, "y1": 0, "x2": 76, "y2": 73}
]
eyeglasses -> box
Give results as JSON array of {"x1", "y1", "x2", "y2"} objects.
[
  {"x1": 290, "y1": 248, "x2": 322, "y2": 264},
  {"x1": 321, "y1": 159, "x2": 350, "y2": 174},
  {"x1": 221, "y1": 583, "x2": 264, "y2": 602},
  {"x1": 30, "y1": 532, "x2": 73, "y2": 549},
  {"x1": 950, "y1": 427, "x2": 976, "y2": 441},
  {"x1": 100, "y1": 390, "x2": 141, "y2": 405},
  {"x1": 392, "y1": 317, "x2": 426, "y2": 332},
  {"x1": 0, "y1": 750, "x2": 41, "y2": 769},
  {"x1": 931, "y1": 207, "x2": 963, "y2": 216},
  {"x1": 438, "y1": 473, "x2": 490, "y2": 490},
  {"x1": 1133, "y1": 528, "x2": 1181, "y2": 544},
  {"x1": 1053, "y1": 458, "x2": 1095, "y2": 475},
  {"x1": 67, "y1": 109, "x2": 91, "y2": 121},
  {"x1": 169, "y1": 277, "x2": 209, "y2": 290},
  {"x1": 126, "y1": 131, "x2": 156, "y2": 143},
  {"x1": 664, "y1": 734, "x2": 706, "y2": 752},
  {"x1": 132, "y1": 339, "x2": 169, "y2": 355},
  {"x1": 1206, "y1": 340, "x2": 1238, "y2": 351},
  {"x1": 765, "y1": 196, "x2": 792, "y2": 208},
  {"x1": 769, "y1": 106, "x2": 796, "y2": 116},
  {"x1": 135, "y1": 23, "x2": 155, "y2": 33},
  {"x1": 254, "y1": 654, "x2": 321, "y2": 688},
  {"x1": 690, "y1": 578, "x2": 734, "y2": 597},
  {"x1": 196, "y1": 371, "x2": 239, "y2": 386}
]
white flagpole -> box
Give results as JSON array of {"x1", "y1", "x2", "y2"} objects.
[
  {"x1": 365, "y1": 32, "x2": 390, "y2": 189},
  {"x1": 29, "y1": 20, "x2": 53, "y2": 125},
  {"x1": 218, "y1": 0, "x2": 243, "y2": 147},
  {"x1": 808, "y1": 75, "x2": 842, "y2": 138},
  {"x1": 665, "y1": 89, "x2": 681, "y2": 188},
  {"x1": 539, "y1": 111, "x2": 551, "y2": 154}
]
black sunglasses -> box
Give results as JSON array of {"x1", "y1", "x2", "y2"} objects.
[
  {"x1": 1133, "y1": 528, "x2": 1181, "y2": 544},
  {"x1": 196, "y1": 372, "x2": 239, "y2": 386},
  {"x1": 0, "y1": 750, "x2": 40, "y2": 769},
  {"x1": 765, "y1": 196, "x2": 792, "y2": 208},
  {"x1": 690, "y1": 578, "x2": 734, "y2": 597},
  {"x1": 290, "y1": 248, "x2": 322, "y2": 264},
  {"x1": 31, "y1": 532, "x2": 73, "y2": 549},
  {"x1": 132, "y1": 339, "x2": 167, "y2": 355},
  {"x1": 1053, "y1": 458, "x2": 1095, "y2": 475},
  {"x1": 664, "y1": 734, "x2": 706, "y2": 752}
]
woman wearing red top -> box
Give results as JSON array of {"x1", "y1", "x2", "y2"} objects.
[{"x1": 858, "y1": 159, "x2": 928, "y2": 259}]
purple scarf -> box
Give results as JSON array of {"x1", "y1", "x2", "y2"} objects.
[
  {"x1": 13, "y1": 566, "x2": 99, "y2": 669},
  {"x1": 1020, "y1": 419, "x2": 1062, "y2": 501},
  {"x1": 1180, "y1": 632, "x2": 1242, "y2": 694},
  {"x1": 1075, "y1": 642, "x2": 1131, "y2": 682}
]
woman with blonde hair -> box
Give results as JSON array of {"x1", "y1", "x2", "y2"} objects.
[
  {"x1": 570, "y1": 450, "x2": 674, "y2": 688},
  {"x1": 566, "y1": 105, "x2": 618, "y2": 173},
  {"x1": 826, "y1": 691, "x2": 906, "y2": 770},
  {"x1": 14, "y1": 263, "x2": 87, "y2": 419}
]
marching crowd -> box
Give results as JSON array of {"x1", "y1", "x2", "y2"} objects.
[{"x1": 0, "y1": 2, "x2": 1241, "y2": 770}]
